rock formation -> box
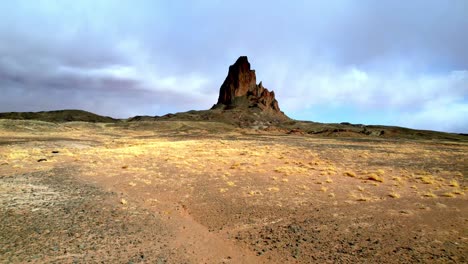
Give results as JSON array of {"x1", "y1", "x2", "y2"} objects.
[{"x1": 213, "y1": 56, "x2": 282, "y2": 114}]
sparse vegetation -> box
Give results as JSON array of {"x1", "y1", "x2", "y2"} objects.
[
  {"x1": 343, "y1": 171, "x2": 357, "y2": 177},
  {"x1": 1, "y1": 118, "x2": 466, "y2": 263},
  {"x1": 226, "y1": 181, "x2": 236, "y2": 186},
  {"x1": 376, "y1": 169, "x2": 385, "y2": 175},
  {"x1": 422, "y1": 190, "x2": 437, "y2": 198},
  {"x1": 449, "y1": 179, "x2": 459, "y2": 187},
  {"x1": 367, "y1": 173, "x2": 384, "y2": 182},
  {"x1": 356, "y1": 194, "x2": 371, "y2": 201},
  {"x1": 389, "y1": 190, "x2": 400, "y2": 198},
  {"x1": 441, "y1": 192, "x2": 455, "y2": 197},
  {"x1": 267, "y1": 186, "x2": 280, "y2": 192},
  {"x1": 419, "y1": 175, "x2": 435, "y2": 184}
]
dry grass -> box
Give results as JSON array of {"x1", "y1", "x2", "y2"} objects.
[
  {"x1": 422, "y1": 190, "x2": 437, "y2": 198},
  {"x1": 2, "y1": 120, "x2": 466, "y2": 232},
  {"x1": 449, "y1": 179, "x2": 459, "y2": 187},
  {"x1": 274, "y1": 166, "x2": 309, "y2": 176},
  {"x1": 367, "y1": 173, "x2": 384, "y2": 182},
  {"x1": 376, "y1": 169, "x2": 385, "y2": 175},
  {"x1": 441, "y1": 192, "x2": 455, "y2": 198},
  {"x1": 392, "y1": 176, "x2": 402, "y2": 183},
  {"x1": 343, "y1": 171, "x2": 357, "y2": 177},
  {"x1": 226, "y1": 181, "x2": 236, "y2": 187},
  {"x1": 388, "y1": 190, "x2": 400, "y2": 198},
  {"x1": 356, "y1": 194, "x2": 371, "y2": 202},
  {"x1": 419, "y1": 176, "x2": 435, "y2": 184},
  {"x1": 267, "y1": 186, "x2": 280, "y2": 192}
]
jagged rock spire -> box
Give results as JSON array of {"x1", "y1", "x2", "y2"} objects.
[{"x1": 214, "y1": 56, "x2": 281, "y2": 113}]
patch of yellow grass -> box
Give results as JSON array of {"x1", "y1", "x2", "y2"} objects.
[
  {"x1": 274, "y1": 166, "x2": 309, "y2": 176},
  {"x1": 376, "y1": 169, "x2": 385, "y2": 175},
  {"x1": 367, "y1": 173, "x2": 384, "y2": 182},
  {"x1": 422, "y1": 190, "x2": 437, "y2": 198},
  {"x1": 419, "y1": 176, "x2": 435, "y2": 184},
  {"x1": 138, "y1": 179, "x2": 152, "y2": 185},
  {"x1": 248, "y1": 190, "x2": 262, "y2": 196},
  {"x1": 328, "y1": 193, "x2": 335, "y2": 198},
  {"x1": 226, "y1": 181, "x2": 236, "y2": 187},
  {"x1": 267, "y1": 186, "x2": 280, "y2": 192},
  {"x1": 441, "y1": 192, "x2": 455, "y2": 198},
  {"x1": 343, "y1": 171, "x2": 357, "y2": 177},
  {"x1": 389, "y1": 190, "x2": 400, "y2": 198},
  {"x1": 325, "y1": 177, "x2": 333, "y2": 183},
  {"x1": 449, "y1": 179, "x2": 459, "y2": 187},
  {"x1": 356, "y1": 194, "x2": 371, "y2": 201},
  {"x1": 230, "y1": 162, "x2": 240, "y2": 169},
  {"x1": 320, "y1": 186, "x2": 328, "y2": 192},
  {"x1": 392, "y1": 176, "x2": 402, "y2": 182},
  {"x1": 357, "y1": 186, "x2": 365, "y2": 192},
  {"x1": 219, "y1": 188, "x2": 228, "y2": 193}
]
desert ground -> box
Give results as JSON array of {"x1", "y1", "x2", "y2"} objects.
[{"x1": 0, "y1": 119, "x2": 466, "y2": 263}]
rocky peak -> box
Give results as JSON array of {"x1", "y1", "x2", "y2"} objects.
[{"x1": 214, "y1": 56, "x2": 282, "y2": 113}]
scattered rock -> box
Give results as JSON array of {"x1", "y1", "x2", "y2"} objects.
[{"x1": 52, "y1": 150, "x2": 59, "y2": 154}]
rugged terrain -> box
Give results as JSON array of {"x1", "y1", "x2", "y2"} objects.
[{"x1": 0, "y1": 119, "x2": 467, "y2": 263}]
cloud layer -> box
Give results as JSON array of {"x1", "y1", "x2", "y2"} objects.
[{"x1": 0, "y1": 1, "x2": 467, "y2": 132}]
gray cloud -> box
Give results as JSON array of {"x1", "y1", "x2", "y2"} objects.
[{"x1": 0, "y1": 0, "x2": 467, "y2": 132}]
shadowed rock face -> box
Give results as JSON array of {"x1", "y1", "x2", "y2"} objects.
[{"x1": 215, "y1": 56, "x2": 282, "y2": 113}]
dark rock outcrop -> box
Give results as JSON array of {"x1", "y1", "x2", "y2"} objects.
[{"x1": 213, "y1": 56, "x2": 282, "y2": 114}]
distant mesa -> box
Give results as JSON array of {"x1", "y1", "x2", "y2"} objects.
[
  {"x1": 212, "y1": 56, "x2": 284, "y2": 116},
  {"x1": 0, "y1": 109, "x2": 116, "y2": 123}
]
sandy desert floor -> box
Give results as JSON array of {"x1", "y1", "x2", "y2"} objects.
[{"x1": 0, "y1": 120, "x2": 467, "y2": 263}]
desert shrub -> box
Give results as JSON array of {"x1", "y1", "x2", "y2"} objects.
[
  {"x1": 343, "y1": 171, "x2": 357, "y2": 177},
  {"x1": 367, "y1": 173, "x2": 384, "y2": 182}
]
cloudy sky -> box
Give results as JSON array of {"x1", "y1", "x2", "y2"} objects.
[{"x1": 1, "y1": 1, "x2": 467, "y2": 132}]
